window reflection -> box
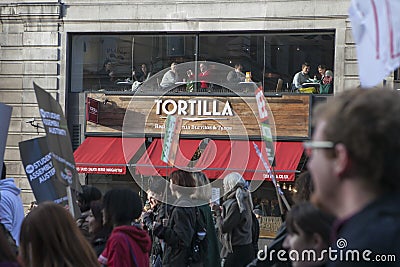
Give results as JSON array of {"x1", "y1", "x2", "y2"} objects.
[{"x1": 70, "y1": 32, "x2": 335, "y2": 94}]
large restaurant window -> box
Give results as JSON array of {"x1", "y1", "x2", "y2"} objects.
[{"x1": 69, "y1": 31, "x2": 335, "y2": 93}]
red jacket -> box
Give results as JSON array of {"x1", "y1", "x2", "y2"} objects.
[
  {"x1": 198, "y1": 70, "x2": 211, "y2": 88},
  {"x1": 99, "y1": 225, "x2": 151, "y2": 267}
]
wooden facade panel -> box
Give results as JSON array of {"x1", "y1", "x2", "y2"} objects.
[{"x1": 86, "y1": 93, "x2": 310, "y2": 139}]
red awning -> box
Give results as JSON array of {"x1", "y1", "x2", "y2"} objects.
[
  {"x1": 194, "y1": 140, "x2": 304, "y2": 181},
  {"x1": 74, "y1": 137, "x2": 145, "y2": 175},
  {"x1": 135, "y1": 138, "x2": 201, "y2": 176}
]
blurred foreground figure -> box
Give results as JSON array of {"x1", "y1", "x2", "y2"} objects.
[
  {"x1": 247, "y1": 170, "x2": 315, "y2": 267},
  {"x1": 0, "y1": 223, "x2": 20, "y2": 267},
  {"x1": 283, "y1": 202, "x2": 335, "y2": 267},
  {"x1": 307, "y1": 88, "x2": 400, "y2": 267},
  {"x1": 19, "y1": 202, "x2": 99, "y2": 267},
  {"x1": 99, "y1": 188, "x2": 151, "y2": 267}
]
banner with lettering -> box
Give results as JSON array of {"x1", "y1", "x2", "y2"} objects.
[
  {"x1": 349, "y1": 0, "x2": 400, "y2": 87},
  {"x1": 0, "y1": 103, "x2": 12, "y2": 175},
  {"x1": 19, "y1": 137, "x2": 68, "y2": 205},
  {"x1": 161, "y1": 115, "x2": 182, "y2": 165},
  {"x1": 255, "y1": 86, "x2": 275, "y2": 164},
  {"x1": 33, "y1": 83, "x2": 81, "y2": 192}
]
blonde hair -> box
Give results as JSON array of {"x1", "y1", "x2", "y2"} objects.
[{"x1": 223, "y1": 172, "x2": 245, "y2": 192}]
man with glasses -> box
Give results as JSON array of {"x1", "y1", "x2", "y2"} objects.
[{"x1": 305, "y1": 88, "x2": 400, "y2": 266}]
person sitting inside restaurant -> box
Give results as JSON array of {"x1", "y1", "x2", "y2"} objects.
[
  {"x1": 227, "y1": 63, "x2": 245, "y2": 83},
  {"x1": 319, "y1": 69, "x2": 333, "y2": 94},
  {"x1": 135, "y1": 63, "x2": 151, "y2": 82},
  {"x1": 160, "y1": 62, "x2": 179, "y2": 90},
  {"x1": 292, "y1": 62, "x2": 311, "y2": 90},
  {"x1": 187, "y1": 62, "x2": 213, "y2": 90},
  {"x1": 316, "y1": 64, "x2": 327, "y2": 81},
  {"x1": 97, "y1": 59, "x2": 116, "y2": 88}
]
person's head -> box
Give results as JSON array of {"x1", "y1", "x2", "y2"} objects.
[
  {"x1": 76, "y1": 185, "x2": 102, "y2": 213},
  {"x1": 146, "y1": 190, "x2": 159, "y2": 210},
  {"x1": 307, "y1": 88, "x2": 400, "y2": 214},
  {"x1": 1, "y1": 162, "x2": 5, "y2": 180},
  {"x1": 301, "y1": 63, "x2": 310, "y2": 74},
  {"x1": 170, "y1": 62, "x2": 177, "y2": 72},
  {"x1": 19, "y1": 202, "x2": 99, "y2": 267},
  {"x1": 318, "y1": 65, "x2": 327, "y2": 76},
  {"x1": 283, "y1": 202, "x2": 335, "y2": 267},
  {"x1": 148, "y1": 176, "x2": 166, "y2": 199},
  {"x1": 223, "y1": 172, "x2": 252, "y2": 213},
  {"x1": 141, "y1": 63, "x2": 148, "y2": 72},
  {"x1": 147, "y1": 177, "x2": 166, "y2": 208},
  {"x1": 234, "y1": 64, "x2": 243, "y2": 72},
  {"x1": 104, "y1": 60, "x2": 112, "y2": 70},
  {"x1": 102, "y1": 188, "x2": 142, "y2": 227},
  {"x1": 169, "y1": 170, "x2": 196, "y2": 199},
  {"x1": 85, "y1": 200, "x2": 103, "y2": 235},
  {"x1": 324, "y1": 70, "x2": 333, "y2": 78},
  {"x1": 322, "y1": 70, "x2": 334, "y2": 85},
  {"x1": 191, "y1": 172, "x2": 212, "y2": 203},
  {"x1": 223, "y1": 172, "x2": 246, "y2": 193},
  {"x1": 199, "y1": 63, "x2": 208, "y2": 73},
  {"x1": 292, "y1": 171, "x2": 314, "y2": 204}
]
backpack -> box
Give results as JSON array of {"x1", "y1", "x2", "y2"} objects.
[{"x1": 188, "y1": 207, "x2": 208, "y2": 264}]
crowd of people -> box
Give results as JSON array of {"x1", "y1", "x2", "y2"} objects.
[
  {"x1": 2, "y1": 87, "x2": 400, "y2": 266},
  {"x1": 96, "y1": 59, "x2": 334, "y2": 94},
  {"x1": 101, "y1": 60, "x2": 248, "y2": 92}
]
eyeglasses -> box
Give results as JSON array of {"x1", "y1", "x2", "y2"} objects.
[{"x1": 303, "y1": 141, "x2": 335, "y2": 157}]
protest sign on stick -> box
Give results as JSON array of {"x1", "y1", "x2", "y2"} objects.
[
  {"x1": 33, "y1": 83, "x2": 81, "y2": 216},
  {"x1": 19, "y1": 137, "x2": 68, "y2": 205},
  {"x1": 0, "y1": 103, "x2": 12, "y2": 175},
  {"x1": 161, "y1": 115, "x2": 182, "y2": 166},
  {"x1": 254, "y1": 86, "x2": 290, "y2": 211}
]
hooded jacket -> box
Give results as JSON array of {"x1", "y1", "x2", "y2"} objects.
[
  {"x1": 0, "y1": 178, "x2": 24, "y2": 246},
  {"x1": 99, "y1": 225, "x2": 151, "y2": 267}
]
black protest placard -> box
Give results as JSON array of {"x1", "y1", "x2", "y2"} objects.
[
  {"x1": 19, "y1": 137, "x2": 68, "y2": 205},
  {"x1": 33, "y1": 83, "x2": 81, "y2": 192},
  {"x1": 0, "y1": 103, "x2": 12, "y2": 175}
]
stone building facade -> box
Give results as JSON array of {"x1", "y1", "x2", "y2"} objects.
[{"x1": 0, "y1": 0, "x2": 388, "y2": 206}]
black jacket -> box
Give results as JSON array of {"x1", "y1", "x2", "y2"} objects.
[
  {"x1": 328, "y1": 194, "x2": 400, "y2": 267},
  {"x1": 159, "y1": 197, "x2": 200, "y2": 267}
]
